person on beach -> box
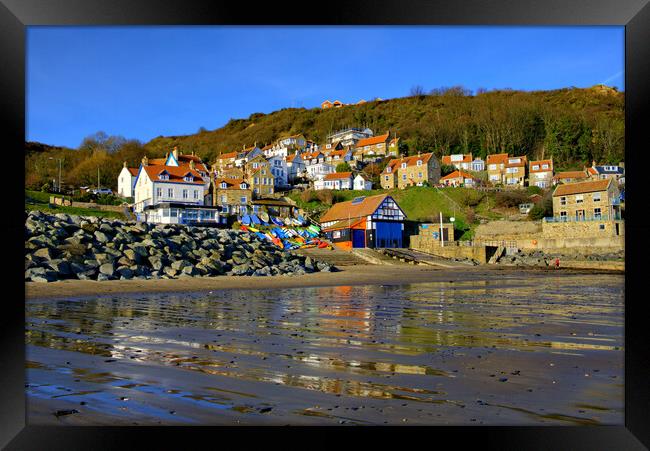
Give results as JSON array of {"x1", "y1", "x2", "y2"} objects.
[{"x1": 554, "y1": 257, "x2": 560, "y2": 269}]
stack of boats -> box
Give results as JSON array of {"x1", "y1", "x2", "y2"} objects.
[{"x1": 238, "y1": 211, "x2": 332, "y2": 250}]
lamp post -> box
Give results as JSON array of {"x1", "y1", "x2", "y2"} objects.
[{"x1": 48, "y1": 157, "x2": 63, "y2": 193}]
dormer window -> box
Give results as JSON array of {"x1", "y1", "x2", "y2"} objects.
[
  {"x1": 240, "y1": 182, "x2": 248, "y2": 189},
  {"x1": 401, "y1": 162, "x2": 407, "y2": 169},
  {"x1": 253, "y1": 162, "x2": 258, "y2": 169},
  {"x1": 220, "y1": 182, "x2": 227, "y2": 189},
  {"x1": 184, "y1": 174, "x2": 194, "y2": 182},
  {"x1": 532, "y1": 165, "x2": 539, "y2": 170},
  {"x1": 158, "y1": 171, "x2": 169, "y2": 181},
  {"x1": 542, "y1": 164, "x2": 548, "y2": 170},
  {"x1": 387, "y1": 166, "x2": 392, "y2": 173},
  {"x1": 416, "y1": 160, "x2": 423, "y2": 166}
]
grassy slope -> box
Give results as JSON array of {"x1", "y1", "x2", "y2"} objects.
[
  {"x1": 287, "y1": 186, "x2": 506, "y2": 240},
  {"x1": 25, "y1": 190, "x2": 126, "y2": 220}
]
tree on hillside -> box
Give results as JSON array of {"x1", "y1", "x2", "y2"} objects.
[
  {"x1": 410, "y1": 85, "x2": 425, "y2": 98},
  {"x1": 440, "y1": 164, "x2": 456, "y2": 176},
  {"x1": 336, "y1": 162, "x2": 352, "y2": 173}
]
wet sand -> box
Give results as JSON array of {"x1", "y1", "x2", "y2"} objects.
[
  {"x1": 25, "y1": 264, "x2": 620, "y2": 300},
  {"x1": 26, "y1": 272, "x2": 624, "y2": 425}
]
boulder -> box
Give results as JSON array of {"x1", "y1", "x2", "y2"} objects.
[{"x1": 99, "y1": 263, "x2": 115, "y2": 276}]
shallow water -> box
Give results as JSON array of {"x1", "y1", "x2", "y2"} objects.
[{"x1": 26, "y1": 272, "x2": 624, "y2": 425}]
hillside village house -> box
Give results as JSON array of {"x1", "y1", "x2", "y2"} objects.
[
  {"x1": 486, "y1": 153, "x2": 509, "y2": 184},
  {"x1": 324, "y1": 147, "x2": 354, "y2": 164},
  {"x1": 314, "y1": 172, "x2": 353, "y2": 191},
  {"x1": 263, "y1": 134, "x2": 306, "y2": 158},
  {"x1": 441, "y1": 154, "x2": 474, "y2": 171},
  {"x1": 504, "y1": 155, "x2": 528, "y2": 186},
  {"x1": 551, "y1": 178, "x2": 621, "y2": 222},
  {"x1": 320, "y1": 194, "x2": 407, "y2": 249},
  {"x1": 326, "y1": 127, "x2": 374, "y2": 147},
  {"x1": 553, "y1": 170, "x2": 589, "y2": 185},
  {"x1": 214, "y1": 151, "x2": 237, "y2": 173},
  {"x1": 244, "y1": 155, "x2": 275, "y2": 197},
  {"x1": 132, "y1": 154, "x2": 221, "y2": 224},
  {"x1": 268, "y1": 155, "x2": 289, "y2": 187},
  {"x1": 354, "y1": 132, "x2": 391, "y2": 161},
  {"x1": 321, "y1": 99, "x2": 344, "y2": 109},
  {"x1": 470, "y1": 157, "x2": 485, "y2": 172},
  {"x1": 439, "y1": 170, "x2": 479, "y2": 187},
  {"x1": 587, "y1": 162, "x2": 625, "y2": 185},
  {"x1": 118, "y1": 162, "x2": 138, "y2": 198},
  {"x1": 354, "y1": 173, "x2": 373, "y2": 191},
  {"x1": 528, "y1": 159, "x2": 554, "y2": 188},
  {"x1": 286, "y1": 153, "x2": 307, "y2": 183},
  {"x1": 234, "y1": 145, "x2": 262, "y2": 167},
  {"x1": 213, "y1": 177, "x2": 252, "y2": 216},
  {"x1": 380, "y1": 153, "x2": 441, "y2": 189}
]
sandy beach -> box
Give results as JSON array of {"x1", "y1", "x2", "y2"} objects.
[
  {"x1": 26, "y1": 268, "x2": 624, "y2": 425},
  {"x1": 25, "y1": 263, "x2": 621, "y2": 300}
]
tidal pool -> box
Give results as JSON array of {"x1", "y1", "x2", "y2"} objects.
[{"x1": 26, "y1": 272, "x2": 624, "y2": 425}]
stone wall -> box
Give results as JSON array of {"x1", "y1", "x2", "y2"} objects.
[
  {"x1": 70, "y1": 201, "x2": 124, "y2": 212},
  {"x1": 474, "y1": 220, "x2": 542, "y2": 241},
  {"x1": 410, "y1": 235, "x2": 490, "y2": 263},
  {"x1": 542, "y1": 219, "x2": 624, "y2": 239}
]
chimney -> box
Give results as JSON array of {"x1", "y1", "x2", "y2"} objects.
[
  {"x1": 123, "y1": 161, "x2": 127, "y2": 168},
  {"x1": 592, "y1": 160, "x2": 596, "y2": 168},
  {"x1": 141, "y1": 155, "x2": 149, "y2": 166},
  {"x1": 172, "y1": 147, "x2": 179, "y2": 160},
  {"x1": 191, "y1": 150, "x2": 195, "y2": 156},
  {"x1": 189, "y1": 160, "x2": 195, "y2": 170}
]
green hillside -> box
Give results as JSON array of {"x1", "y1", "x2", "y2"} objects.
[{"x1": 25, "y1": 85, "x2": 624, "y2": 191}]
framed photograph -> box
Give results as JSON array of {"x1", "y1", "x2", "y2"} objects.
[{"x1": 3, "y1": 0, "x2": 648, "y2": 448}]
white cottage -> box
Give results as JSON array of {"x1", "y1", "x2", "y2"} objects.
[
  {"x1": 117, "y1": 162, "x2": 138, "y2": 198},
  {"x1": 353, "y1": 173, "x2": 373, "y2": 191},
  {"x1": 314, "y1": 172, "x2": 353, "y2": 191}
]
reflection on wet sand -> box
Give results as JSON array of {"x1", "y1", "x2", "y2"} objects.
[{"x1": 26, "y1": 273, "x2": 624, "y2": 425}]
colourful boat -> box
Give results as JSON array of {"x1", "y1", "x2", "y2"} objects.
[
  {"x1": 271, "y1": 216, "x2": 285, "y2": 226},
  {"x1": 259, "y1": 211, "x2": 269, "y2": 223},
  {"x1": 241, "y1": 215, "x2": 251, "y2": 225},
  {"x1": 248, "y1": 226, "x2": 259, "y2": 233},
  {"x1": 240, "y1": 225, "x2": 249, "y2": 232}
]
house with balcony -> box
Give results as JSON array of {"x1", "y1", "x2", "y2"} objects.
[
  {"x1": 132, "y1": 155, "x2": 221, "y2": 225},
  {"x1": 551, "y1": 178, "x2": 621, "y2": 222},
  {"x1": 528, "y1": 159, "x2": 553, "y2": 188},
  {"x1": 504, "y1": 155, "x2": 528, "y2": 186}
]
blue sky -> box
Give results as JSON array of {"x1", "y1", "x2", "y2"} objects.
[{"x1": 27, "y1": 26, "x2": 624, "y2": 148}]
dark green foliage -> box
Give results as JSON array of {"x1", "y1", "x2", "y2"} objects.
[
  {"x1": 495, "y1": 190, "x2": 529, "y2": 208},
  {"x1": 528, "y1": 191, "x2": 554, "y2": 220},
  {"x1": 527, "y1": 185, "x2": 543, "y2": 195},
  {"x1": 336, "y1": 162, "x2": 352, "y2": 173},
  {"x1": 440, "y1": 164, "x2": 456, "y2": 176}
]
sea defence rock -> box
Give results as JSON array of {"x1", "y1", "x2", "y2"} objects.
[{"x1": 24, "y1": 211, "x2": 335, "y2": 282}]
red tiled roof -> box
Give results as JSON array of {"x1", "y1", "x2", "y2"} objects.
[
  {"x1": 486, "y1": 153, "x2": 509, "y2": 165},
  {"x1": 529, "y1": 159, "x2": 553, "y2": 173},
  {"x1": 127, "y1": 168, "x2": 139, "y2": 176},
  {"x1": 505, "y1": 155, "x2": 528, "y2": 168},
  {"x1": 440, "y1": 170, "x2": 475, "y2": 181},
  {"x1": 320, "y1": 194, "x2": 391, "y2": 223},
  {"x1": 215, "y1": 177, "x2": 249, "y2": 189},
  {"x1": 217, "y1": 151, "x2": 238, "y2": 160},
  {"x1": 324, "y1": 172, "x2": 353, "y2": 181},
  {"x1": 142, "y1": 164, "x2": 206, "y2": 185},
  {"x1": 355, "y1": 133, "x2": 390, "y2": 148},
  {"x1": 553, "y1": 179, "x2": 611, "y2": 197},
  {"x1": 441, "y1": 154, "x2": 473, "y2": 165},
  {"x1": 587, "y1": 167, "x2": 598, "y2": 176}
]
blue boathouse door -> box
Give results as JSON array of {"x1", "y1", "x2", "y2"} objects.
[
  {"x1": 352, "y1": 229, "x2": 366, "y2": 248},
  {"x1": 374, "y1": 221, "x2": 402, "y2": 248}
]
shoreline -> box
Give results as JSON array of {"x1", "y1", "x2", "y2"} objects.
[{"x1": 25, "y1": 263, "x2": 623, "y2": 300}]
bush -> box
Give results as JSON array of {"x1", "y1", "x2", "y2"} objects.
[
  {"x1": 336, "y1": 162, "x2": 352, "y2": 173},
  {"x1": 495, "y1": 190, "x2": 529, "y2": 208},
  {"x1": 96, "y1": 194, "x2": 122, "y2": 205},
  {"x1": 527, "y1": 185, "x2": 543, "y2": 195},
  {"x1": 458, "y1": 190, "x2": 485, "y2": 207},
  {"x1": 440, "y1": 164, "x2": 456, "y2": 176},
  {"x1": 528, "y1": 191, "x2": 553, "y2": 220},
  {"x1": 72, "y1": 191, "x2": 95, "y2": 202},
  {"x1": 300, "y1": 190, "x2": 316, "y2": 203}
]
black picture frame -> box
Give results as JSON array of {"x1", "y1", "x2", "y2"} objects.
[{"x1": 3, "y1": 0, "x2": 648, "y2": 448}]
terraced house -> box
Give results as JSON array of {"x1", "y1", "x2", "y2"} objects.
[
  {"x1": 314, "y1": 172, "x2": 353, "y2": 191},
  {"x1": 213, "y1": 177, "x2": 252, "y2": 216},
  {"x1": 441, "y1": 154, "x2": 473, "y2": 171},
  {"x1": 244, "y1": 155, "x2": 274, "y2": 197},
  {"x1": 353, "y1": 132, "x2": 391, "y2": 161},
  {"x1": 552, "y1": 179, "x2": 621, "y2": 221},
  {"x1": 380, "y1": 153, "x2": 441, "y2": 189},
  {"x1": 528, "y1": 159, "x2": 553, "y2": 188},
  {"x1": 504, "y1": 155, "x2": 528, "y2": 186},
  {"x1": 486, "y1": 153, "x2": 509, "y2": 184}
]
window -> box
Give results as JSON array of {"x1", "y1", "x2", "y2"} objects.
[
  {"x1": 240, "y1": 196, "x2": 247, "y2": 203},
  {"x1": 576, "y1": 195, "x2": 584, "y2": 204},
  {"x1": 594, "y1": 208, "x2": 602, "y2": 218},
  {"x1": 254, "y1": 177, "x2": 259, "y2": 184},
  {"x1": 402, "y1": 174, "x2": 407, "y2": 180},
  {"x1": 599, "y1": 224, "x2": 605, "y2": 230},
  {"x1": 240, "y1": 183, "x2": 247, "y2": 189},
  {"x1": 385, "y1": 176, "x2": 389, "y2": 181},
  {"x1": 560, "y1": 211, "x2": 567, "y2": 218},
  {"x1": 220, "y1": 182, "x2": 227, "y2": 189},
  {"x1": 193, "y1": 190, "x2": 198, "y2": 199},
  {"x1": 253, "y1": 162, "x2": 258, "y2": 169},
  {"x1": 262, "y1": 170, "x2": 266, "y2": 175},
  {"x1": 542, "y1": 164, "x2": 549, "y2": 169},
  {"x1": 221, "y1": 195, "x2": 227, "y2": 203},
  {"x1": 387, "y1": 166, "x2": 392, "y2": 173},
  {"x1": 376, "y1": 143, "x2": 382, "y2": 148},
  {"x1": 182, "y1": 189, "x2": 188, "y2": 199},
  {"x1": 417, "y1": 160, "x2": 423, "y2": 166},
  {"x1": 593, "y1": 193, "x2": 601, "y2": 202},
  {"x1": 167, "y1": 188, "x2": 173, "y2": 197},
  {"x1": 156, "y1": 187, "x2": 162, "y2": 197},
  {"x1": 560, "y1": 196, "x2": 566, "y2": 206},
  {"x1": 532, "y1": 165, "x2": 539, "y2": 170},
  {"x1": 489, "y1": 164, "x2": 497, "y2": 170},
  {"x1": 159, "y1": 173, "x2": 169, "y2": 180},
  {"x1": 418, "y1": 172, "x2": 423, "y2": 178},
  {"x1": 401, "y1": 163, "x2": 407, "y2": 169}
]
